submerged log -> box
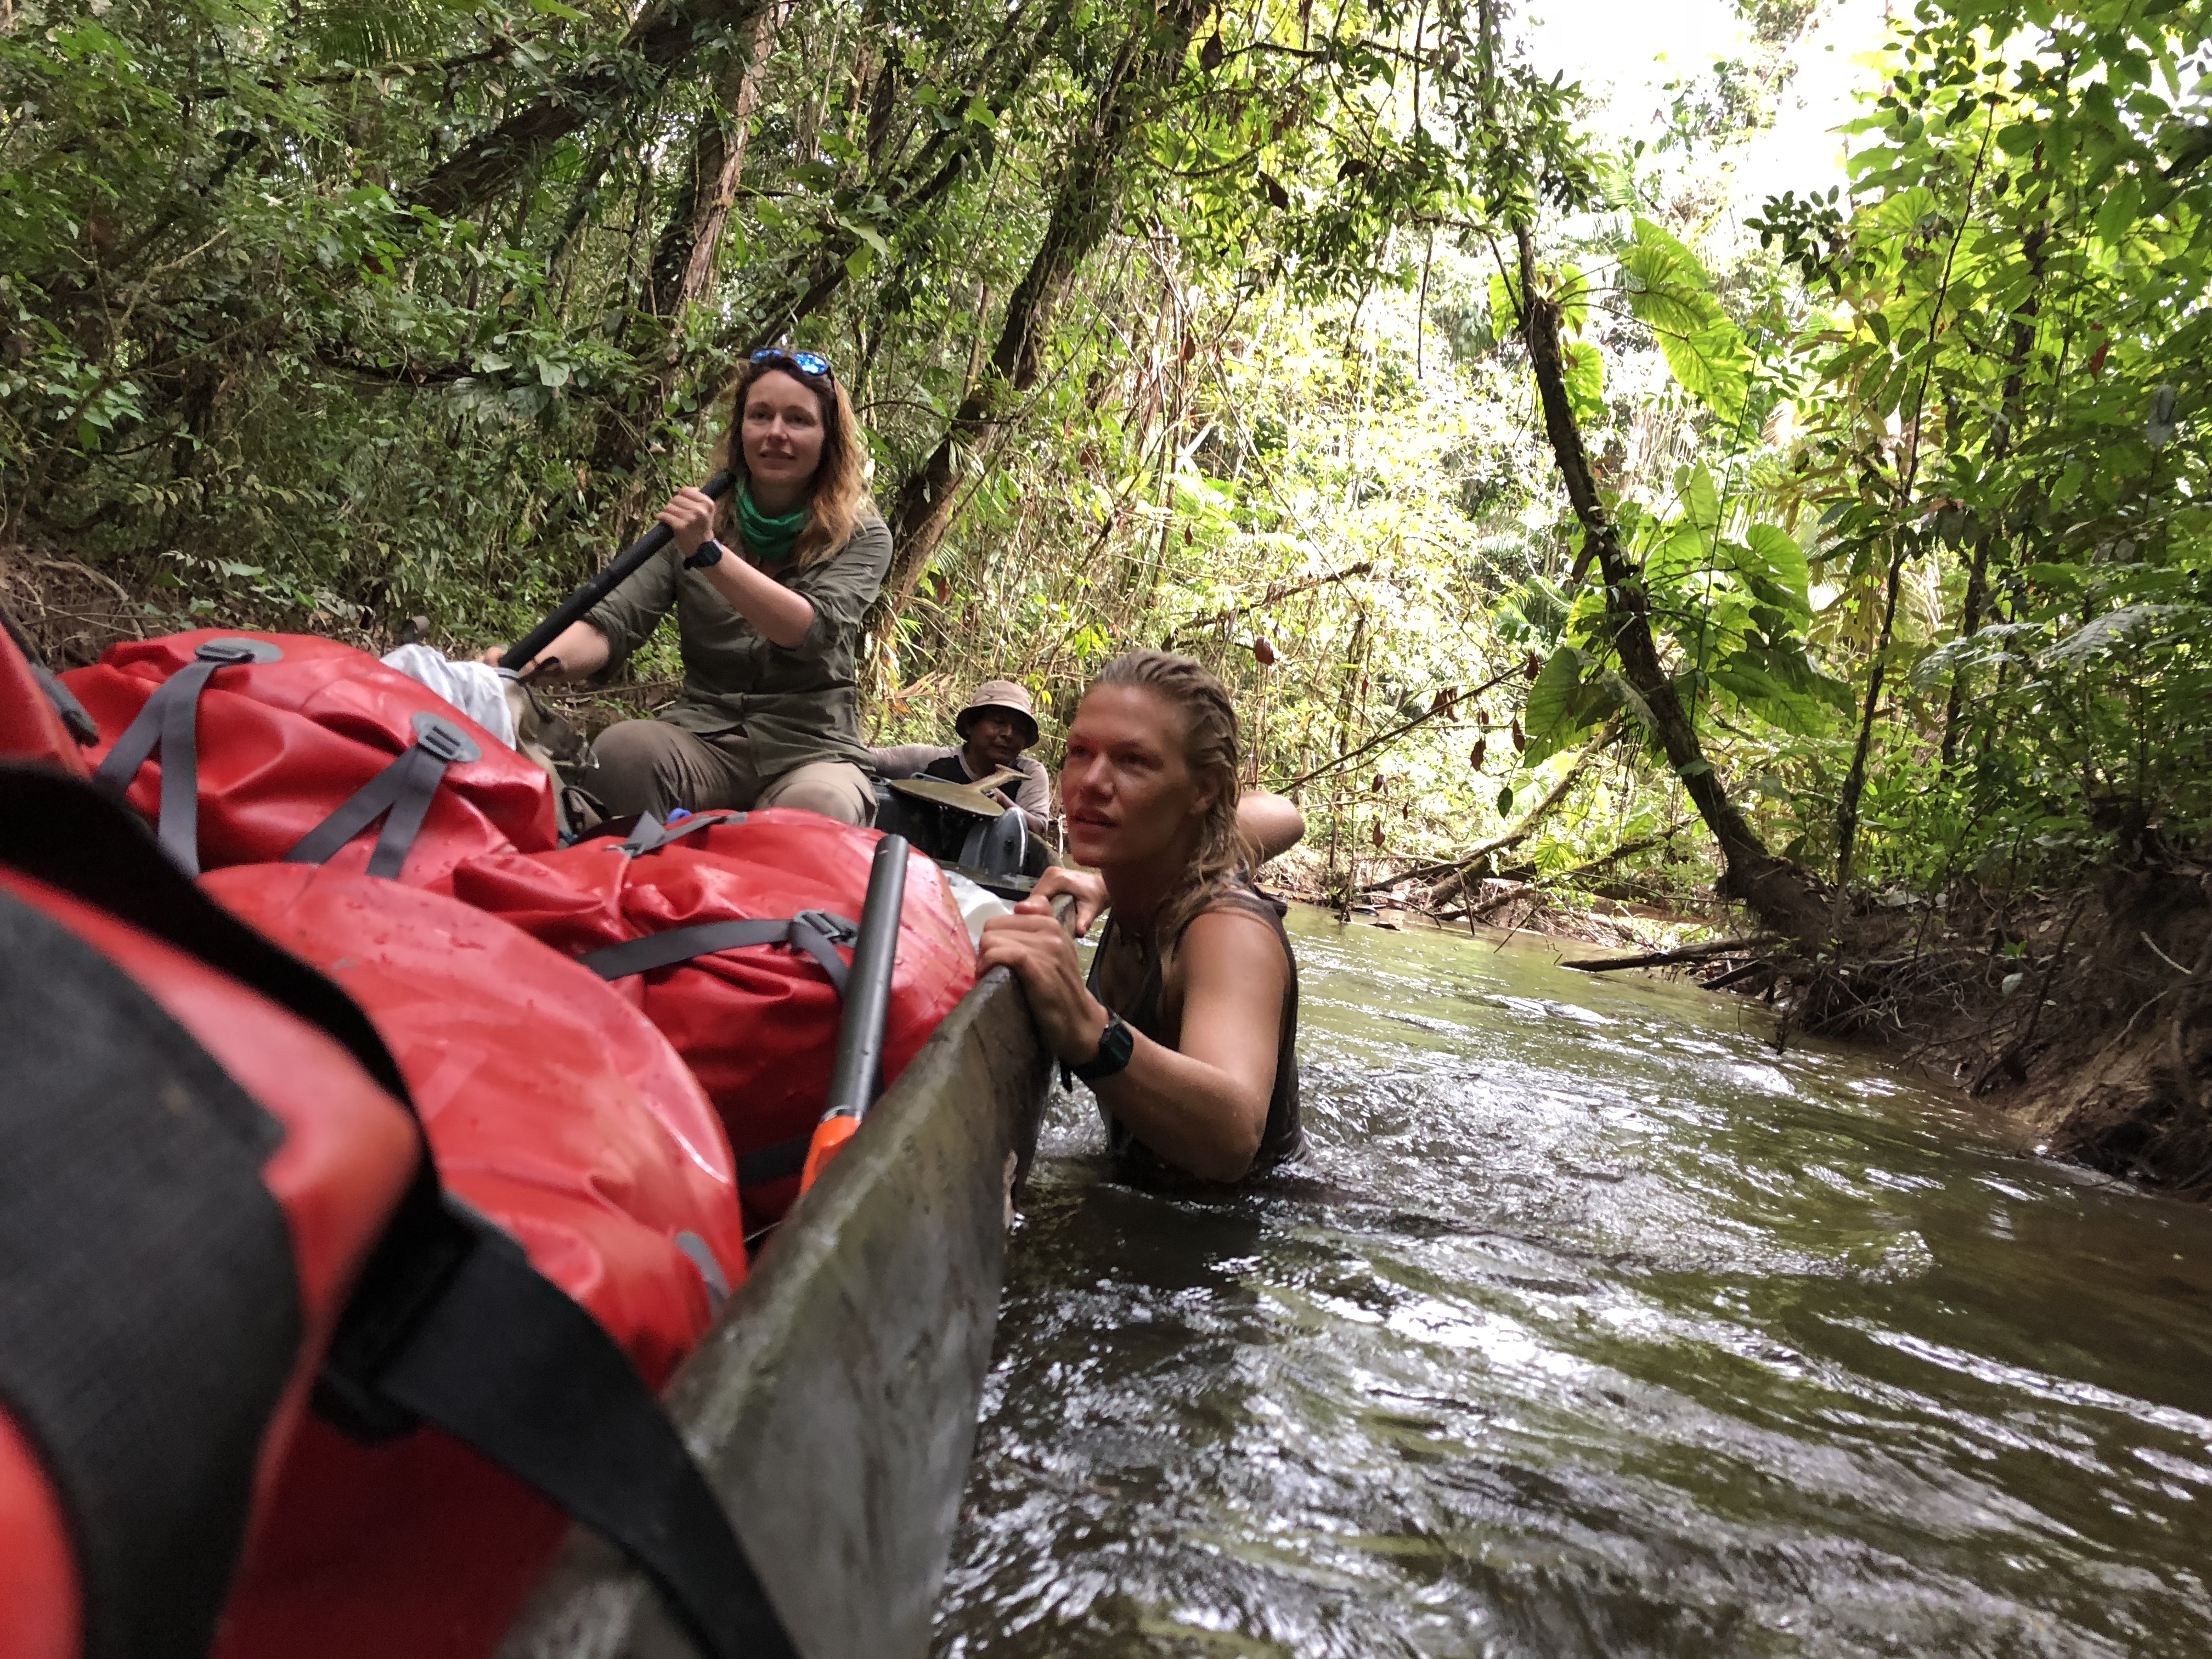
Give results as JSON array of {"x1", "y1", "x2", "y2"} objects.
[{"x1": 1561, "y1": 933, "x2": 1782, "y2": 973}]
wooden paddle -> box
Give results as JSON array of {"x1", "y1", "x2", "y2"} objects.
[{"x1": 883, "y1": 765, "x2": 1027, "y2": 820}]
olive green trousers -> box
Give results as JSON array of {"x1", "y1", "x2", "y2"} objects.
[{"x1": 586, "y1": 719, "x2": 875, "y2": 826}]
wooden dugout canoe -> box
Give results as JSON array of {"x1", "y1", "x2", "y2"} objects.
[{"x1": 494, "y1": 956, "x2": 1054, "y2": 1659}]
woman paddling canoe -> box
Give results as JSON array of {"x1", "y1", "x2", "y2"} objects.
[
  {"x1": 490, "y1": 349, "x2": 888, "y2": 825},
  {"x1": 979, "y1": 651, "x2": 1303, "y2": 1184}
]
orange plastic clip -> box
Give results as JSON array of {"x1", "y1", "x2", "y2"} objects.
[{"x1": 798, "y1": 1111, "x2": 862, "y2": 1194}]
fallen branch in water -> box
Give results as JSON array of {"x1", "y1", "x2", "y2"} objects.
[
  {"x1": 1562, "y1": 933, "x2": 1782, "y2": 973},
  {"x1": 1432, "y1": 879, "x2": 1540, "y2": 925},
  {"x1": 1428, "y1": 720, "x2": 1622, "y2": 909},
  {"x1": 1703, "y1": 957, "x2": 1780, "y2": 992}
]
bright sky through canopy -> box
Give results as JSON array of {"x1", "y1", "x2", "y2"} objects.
[{"x1": 1521, "y1": 0, "x2": 1894, "y2": 212}]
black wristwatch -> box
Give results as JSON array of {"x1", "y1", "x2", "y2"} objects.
[
  {"x1": 1072, "y1": 1009, "x2": 1135, "y2": 1084},
  {"x1": 683, "y1": 537, "x2": 726, "y2": 570}
]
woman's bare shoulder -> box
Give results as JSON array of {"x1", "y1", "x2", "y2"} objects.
[{"x1": 1178, "y1": 902, "x2": 1289, "y2": 978}]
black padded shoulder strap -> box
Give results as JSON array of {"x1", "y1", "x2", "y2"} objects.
[
  {"x1": 580, "y1": 911, "x2": 858, "y2": 995},
  {"x1": 0, "y1": 889, "x2": 301, "y2": 1659}
]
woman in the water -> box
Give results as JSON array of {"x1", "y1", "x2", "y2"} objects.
[{"x1": 978, "y1": 651, "x2": 1300, "y2": 1183}]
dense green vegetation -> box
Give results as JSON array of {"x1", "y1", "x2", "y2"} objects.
[{"x1": 3, "y1": 0, "x2": 2206, "y2": 942}]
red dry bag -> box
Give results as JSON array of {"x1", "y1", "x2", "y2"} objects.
[
  {"x1": 64, "y1": 630, "x2": 555, "y2": 881},
  {"x1": 446, "y1": 808, "x2": 977, "y2": 1227},
  {"x1": 202, "y1": 862, "x2": 747, "y2": 1659},
  {"x1": 0, "y1": 606, "x2": 94, "y2": 775},
  {"x1": 0, "y1": 767, "x2": 795, "y2": 1659}
]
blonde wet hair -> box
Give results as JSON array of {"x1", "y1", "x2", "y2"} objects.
[{"x1": 1085, "y1": 650, "x2": 1253, "y2": 958}]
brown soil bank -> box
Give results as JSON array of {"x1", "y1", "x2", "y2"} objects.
[
  {"x1": 1325, "y1": 833, "x2": 2212, "y2": 1203},
  {"x1": 1936, "y1": 867, "x2": 2212, "y2": 1192}
]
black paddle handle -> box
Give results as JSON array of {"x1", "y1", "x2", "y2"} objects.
[
  {"x1": 500, "y1": 469, "x2": 736, "y2": 671},
  {"x1": 823, "y1": 834, "x2": 909, "y2": 1118}
]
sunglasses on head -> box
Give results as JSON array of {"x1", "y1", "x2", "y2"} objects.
[{"x1": 750, "y1": 348, "x2": 833, "y2": 381}]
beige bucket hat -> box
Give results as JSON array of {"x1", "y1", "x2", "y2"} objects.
[{"x1": 955, "y1": 679, "x2": 1040, "y2": 748}]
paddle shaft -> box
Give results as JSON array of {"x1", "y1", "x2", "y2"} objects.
[
  {"x1": 825, "y1": 834, "x2": 909, "y2": 1118},
  {"x1": 500, "y1": 469, "x2": 735, "y2": 671}
]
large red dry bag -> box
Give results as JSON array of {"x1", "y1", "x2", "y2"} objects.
[
  {"x1": 445, "y1": 808, "x2": 977, "y2": 1227},
  {"x1": 0, "y1": 605, "x2": 94, "y2": 775},
  {"x1": 0, "y1": 766, "x2": 797, "y2": 1659},
  {"x1": 201, "y1": 862, "x2": 749, "y2": 1659},
  {"x1": 63, "y1": 629, "x2": 556, "y2": 882}
]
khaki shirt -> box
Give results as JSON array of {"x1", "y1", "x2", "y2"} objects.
[{"x1": 585, "y1": 505, "x2": 893, "y2": 777}]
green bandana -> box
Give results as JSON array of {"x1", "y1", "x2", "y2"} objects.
[{"x1": 735, "y1": 484, "x2": 808, "y2": 565}]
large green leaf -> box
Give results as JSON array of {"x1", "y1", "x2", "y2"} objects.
[
  {"x1": 1710, "y1": 645, "x2": 1847, "y2": 735},
  {"x1": 1645, "y1": 520, "x2": 1710, "y2": 589},
  {"x1": 1522, "y1": 644, "x2": 1622, "y2": 767},
  {"x1": 1560, "y1": 338, "x2": 1606, "y2": 428},
  {"x1": 1555, "y1": 261, "x2": 1589, "y2": 337},
  {"x1": 1736, "y1": 523, "x2": 1812, "y2": 620},
  {"x1": 1487, "y1": 269, "x2": 1520, "y2": 332},
  {"x1": 1621, "y1": 218, "x2": 1751, "y2": 425},
  {"x1": 1677, "y1": 462, "x2": 1722, "y2": 535}
]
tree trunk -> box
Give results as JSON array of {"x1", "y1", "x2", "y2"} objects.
[
  {"x1": 1514, "y1": 225, "x2": 1830, "y2": 945},
  {"x1": 409, "y1": 0, "x2": 772, "y2": 219},
  {"x1": 677, "y1": 8, "x2": 778, "y2": 309},
  {"x1": 645, "y1": 10, "x2": 778, "y2": 320},
  {"x1": 876, "y1": 0, "x2": 1209, "y2": 618}
]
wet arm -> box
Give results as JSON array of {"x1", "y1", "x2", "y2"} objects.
[
  {"x1": 493, "y1": 619, "x2": 611, "y2": 681},
  {"x1": 1085, "y1": 910, "x2": 1284, "y2": 1181},
  {"x1": 1237, "y1": 791, "x2": 1305, "y2": 865},
  {"x1": 978, "y1": 907, "x2": 1284, "y2": 1182}
]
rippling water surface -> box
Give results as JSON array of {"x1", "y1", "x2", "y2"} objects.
[{"x1": 933, "y1": 909, "x2": 2212, "y2": 1657}]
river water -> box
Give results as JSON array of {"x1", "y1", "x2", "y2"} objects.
[{"x1": 933, "y1": 908, "x2": 2212, "y2": 1657}]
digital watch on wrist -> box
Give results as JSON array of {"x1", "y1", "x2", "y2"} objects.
[
  {"x1": 1071, "y1": 1009, "x2": 1134, "y2": 1084},
  {"x1": 683, "y1": 537, "x2": 726, "y2": 570}
]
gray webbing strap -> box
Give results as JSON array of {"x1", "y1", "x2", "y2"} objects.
[
  {"x1": 92, "y1": 639, "x2": 281, "y2": 876},
  {"x1": 284, "y1": 713, "x2": 481, "y2": 881},
  {"x1": 620, "y1": 811, "x2": 746, "y2": 857},
  {"x1": 578, "y1": 911, "x2": 857, "y2": 996}
]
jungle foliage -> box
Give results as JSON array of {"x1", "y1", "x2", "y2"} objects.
[{"x1": 1, "y1": 0, "x2": 2206, "y2": 934}]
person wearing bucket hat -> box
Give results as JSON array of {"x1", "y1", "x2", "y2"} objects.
[{"x1": 871, "y1": 678, "x2": 1054, "y2": 833}]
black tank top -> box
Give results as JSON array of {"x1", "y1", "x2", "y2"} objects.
[{"x1": 1084, "y1": 881, "x2": 1303, "y2": 1180}]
